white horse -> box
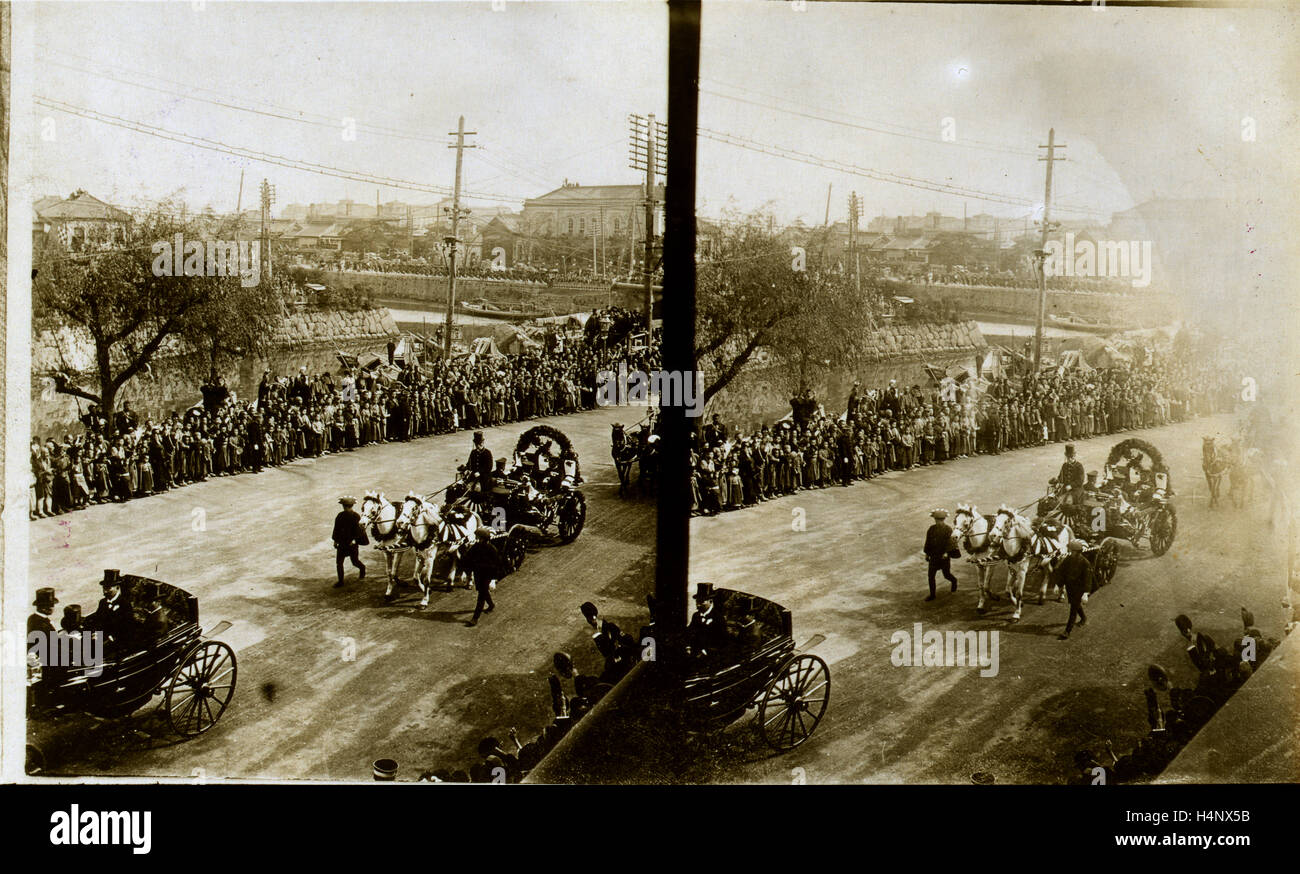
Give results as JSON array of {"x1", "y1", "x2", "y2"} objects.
[
  {"x1": 1028, "y1": 517, "x2": 1074, "y2": 604},
  {"x1": 988, "y1": 505, "x2": 1036, "y2": 622},
  {"x1": 952, "y1": 504, "x2": 1001, "y2": 614},
  {"x1": 397, "y1": 495, "x2": 480, "y2": 604},
  {"x1": 360, "y1": 491, "x2": 413, "y2": 601}
]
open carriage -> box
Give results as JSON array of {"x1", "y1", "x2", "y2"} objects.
[
  {"x1": 1038, "y1": 437, "x2": 1177, "y2": 560},
  {"x1": 26, "y1": 575, "x2": 237, "y2": 774},
  {"x1": 678, "y1": 589, "x2": 830, "y2": 752},
  {"x1": 449, "y1": 425, "x2": 587, "y2": 545}
]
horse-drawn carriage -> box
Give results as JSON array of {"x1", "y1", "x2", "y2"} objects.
[
  {"x1": 449, "y1": 425, "x2": 587, "y2": 545},
  {"x1": 611, "y1": 417, "x2": 660, "y2": 498},
  {"x1": 678, "y1": 588, "x2": 830, "y2": 752},
  {"x1": 1038, "y1": 437, "x2": 1177, "y2": 558},
  {"x1": 26, "y1": 575, "x2": 237, "y2": 774}
]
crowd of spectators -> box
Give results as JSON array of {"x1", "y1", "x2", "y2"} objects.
[
  {"x1": 417, "y1": 600, "x2": 646, "y2": 783},
  {"x1": 324, "y1": 256, "x2": 637, "y2": 287},
  {"x1": 1072, "y1": 607, "x2": 1290, "y2": 784},
  {"x1": 911, "y1": 266, "x2": 1147, "y2": 295},
  {"x1": 30, "y1": 312, "x2": 661, "y2": 518},
  {"x1": 691, "y1": 350, "x2": 1242, "y2": 516}
]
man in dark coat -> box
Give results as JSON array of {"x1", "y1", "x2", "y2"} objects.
[
  {"x1": 923, "y1": 509, "x2": 959, "y2": 601},
  {"x1": 468, "y1": 431, "x2": 494, "y2": 490},
  {"x1": 245, "y1": 415, "x2": 264, "y2": 472},
  {"x1": 83, "y1": 569, "x2": 136, "y2": 649},
  {"x1": 331, "y1": 496, "x2": 368, "y2": 588},
  {"x1": 463, "y1": 528, "x2": 503, "y2": 627},
  {"x1": 1056, "y1": 540, "x2": 1092, "y2": 639},
  {"x1": 686, "y1": 583, "x2": 730, "y2": 658},
  {"x1": 28, "y1": 587, "x2": 57, "y2": 638}
]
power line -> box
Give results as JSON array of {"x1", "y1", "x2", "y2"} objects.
[
  {"x1": 35, "y1": 96, "x2": 529, "y2": 203},
  {"x1": 697, "y1": 125, "x2": 1106, "y2": 218}
]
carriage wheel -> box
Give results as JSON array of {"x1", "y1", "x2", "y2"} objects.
[
  {"x1": 1095, "y1": 541, "x2": 1120, "y2": 587},
  {"x1": 557, "y1": 492, "x2": 586, "y2": 544},
  {"x1": 1148, "y1": 507, "x2": 1177, "y2": 557},
  {"x1": 757, "y1": 654, "x2": 830, "y2": 752},
  {"x1": 503, "y1": 527, "x2": 527, "y2": 574},
  {"x1": 166, "y1": 640, "x2": 237, "y2": 738}
]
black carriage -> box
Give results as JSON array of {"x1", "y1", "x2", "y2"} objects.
[
  {"x1": 1037, "y1": 437, "x2": 1177, "y2": 563},
  {"x1": 678, "y1": 589, "x2": 830, "y2": 752},
  {"x1": 26, "y1": 575, "x2": 237, "y2": 774},
  {"x1": 450, "y1": 425, "x2": 587, "y2": 545}
]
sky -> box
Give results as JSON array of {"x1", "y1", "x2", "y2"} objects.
[
  {"x1": 25, "y1": 1, "x2": 668, "y2": 215},
  {"x1": 698, "y1": 2, "x2": 1299, "y2": 228}
]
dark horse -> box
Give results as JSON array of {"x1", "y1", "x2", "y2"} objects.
[{"x1": 611, "y1": 422, "x2": 658, "y2": 497}]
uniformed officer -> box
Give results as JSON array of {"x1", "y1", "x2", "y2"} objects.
[
  {"x1": 923, "y1": 509, "x2": 959, "y2": 601},
  {"x1": 1056, "y1": 540, "x2": 1092, "y2": 640},
  {"x1": 331, "y1": 496, "x2": 368, "y2": 588}
]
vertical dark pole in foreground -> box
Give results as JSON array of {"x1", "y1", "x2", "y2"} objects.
[{"x1": 656, "y1": 0, "x2": 699, "y2": 671}]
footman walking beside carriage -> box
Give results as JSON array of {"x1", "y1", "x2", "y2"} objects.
[
  {"x1": 1056, "y1": 539, "x2": 1092, "y2": 640},
  {"x1": 924, "y1": 509, "x2": 959, "y2": 602},
  {"x1": 332, "y1": 496, "x2": 368, "y2": 588}
]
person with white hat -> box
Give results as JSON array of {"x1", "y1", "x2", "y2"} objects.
[
  {"x1": 923, "y1": 509, "x2": 959, "y2": 602},
  {"x1": 1056, "y1": 539, "x2": 1092, "y2": 640}
]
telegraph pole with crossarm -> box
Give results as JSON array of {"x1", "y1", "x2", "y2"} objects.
[
  {"x1": 1032, "y1": 128, "x2": 1065, "y2": 373},
  {"x1": 443, "y1": 116, "x2": 476, "y2": 358}
]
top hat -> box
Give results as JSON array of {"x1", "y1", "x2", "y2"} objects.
[
  {"x1": 33, "y1": 587, "x2": 58, "y2": 609},
  {"x1": 694, "y1": 582, "x2": 715, "y2": 602},
  {"x1": 102, "y1": 569, "x2": 121, "y2": 588},
  {"x1": 61, "y1": 604, "x2": 82, "y2": 630}
]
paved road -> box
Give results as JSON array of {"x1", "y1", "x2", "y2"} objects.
[
  {"x1": 688, "y1": 415, "x2": 1292, "y2": 784},
  {"x1": 29, "y1": 406, "x2": 656, "y2": 780}
]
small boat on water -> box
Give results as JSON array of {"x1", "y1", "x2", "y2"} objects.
[
  {"x1": 459, "y1": 298, "x2": 552, "y2": 320},
  {"x1": 1048, "y1": 313, "x2": 1124, "y2": 335}
]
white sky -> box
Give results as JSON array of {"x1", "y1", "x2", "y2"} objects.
[
  {"x1": 698, "y1": 2, "x2": 1299, "y2": 226},
  {"x1": 28, "y1": 0, "x2": 668, "y2": 215}
]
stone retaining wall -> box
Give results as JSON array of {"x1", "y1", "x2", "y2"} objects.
[
  {"x1": 894, "y1": 281, "x2": 1176, "y2": 327},
  {"x1": 705, "y1": 321, "x2": 989, "y2": 428},
  {"x1": 31, "y1": 308, "x2": 398, "y2": 436}
]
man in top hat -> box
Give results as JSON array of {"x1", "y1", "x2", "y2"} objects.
[
  {"x1": 29, "y1": 588, "x2": 58, "y2": 638},
  {"x1": 83, "y1": 569, "x2": 137, "y2": 648},
  {"x1": 687, "y1": 583, "x2": 729, "y2": 658},
  {"x1": 463, "y1": 527, "x2": 503, "y2": 627},
  {"x1": 1058, "y1": 444, "x2": 1086, "y2": 515},
  {"x1": 1056, "y1": 540, "x2": 1093, "y2": 640},
  {"x1": 133, "y1": 580, "x2": 170, "y2": 640},
  {"x1": 923, "y1": 510, "x2": 959, "y2": 602},
  {"x1": 468, "y1": 431, "x2": 494, "y2": 491},
  {"x1": 331, "y1": 497, "x2": 368, "y2": 588}
]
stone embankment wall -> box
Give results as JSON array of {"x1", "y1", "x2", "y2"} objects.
[
  {"x1": 705, "y1": 321, "x2": 989, "y2": 428},
  {"x1": 31, "y1": 309, "x2": 398, "y2": 436},
  {"x1": 319, "y1": 271, "x2": 642, "y2": 313},
  {"x1": 896, "y1": 281, "x2": 1177, "y2": 327}
]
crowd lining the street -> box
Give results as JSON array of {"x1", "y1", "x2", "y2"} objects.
[
  {"x1": 691, "y1": 350, "x2": 1242, "y2": 516},
  {"x1": 31, "y1": 308, "x2": 660, "y2": 518}
]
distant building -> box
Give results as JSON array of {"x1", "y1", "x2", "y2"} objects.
[
  {"x1": 519, "y1": 181, "x2": 663, "y2": 271},
  {"x1": 33, "y1": 190, "x2": 132, "y2": 258}
]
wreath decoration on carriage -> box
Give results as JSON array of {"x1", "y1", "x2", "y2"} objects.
[
  {"x1": 515, "y1": 424, "x2": 578, "y2": 479},
  {"x1": 1105, "y1": 438, "x2": 1167, "y2": 474}
]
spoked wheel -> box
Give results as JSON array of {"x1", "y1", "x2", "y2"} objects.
[
  {"x1": 557, "y1": 491, "x2": 586, "y2": 544},
  {"x1": 757, "y1": 653, "x2": 830, "y2": 752},
  {"x1": 502, "y1": 526, "x2": 527, "y2": 574},
  {"x1": 1148, "y1": 507, "x2": 1177, "y2": 557},
  {"x1": 1094, "y1": 540, "x2": 1120, "y2": 588},
  {"x1": 166, "y1": 640, "x2": 237, "y2": 738}
]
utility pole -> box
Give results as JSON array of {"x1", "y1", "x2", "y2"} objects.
[
  {"x1": 259, "y1": 178, "x2": 275, "y2": 286},
  {"x1": 629, "y1": 112, "x2": 667, "y2": 328},
  {"x1": 848, "y1": 191, "x2": 861, "y2": 295},
  {"x1": 1033, "y1": 128, "x2": 1065, "y2": 373},
  {"x1": 443, "y1": 115, "x2": 476, "y2": 358},
  {"x1": 824, "y1": 183, "x2": 832, "y2": 227}
]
